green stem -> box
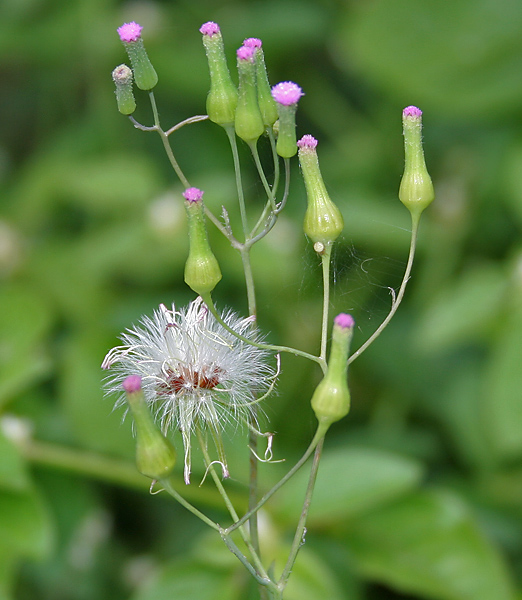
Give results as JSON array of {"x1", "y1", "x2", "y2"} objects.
[
  {"x1": 279, "y1": 437, "x2": 325, "y2": 588},
  {"x1": 320, "y1": 244, "x2": 333, "y2": 361},
  {"x1": 148, "y1": 92, "x2": 190, "y2": 188},
  {"x1": 202, "y1": 294, "x2": 326, "y2": 371},
  {"x1": 226, "y1": 423, "x2": 328, "y2": 534},
  {"x1": 159, "y1": 477, "x2": 221, "y2": 531},
  {"x1": 165, "y1": 114, "x2": 209, "y2": 136},
  {"x1": 250, "y1": 142, "x2": 277, "y2": 212},
  {"x1": 196, "y1": 429, "x2": 271, "y2": 586},
  {"x1": 268, "y1": 128, "x2": 280, "y2": 197},
  {"x1": 18, "y1": 437, "x2": 245, "y2": 507},
  {"x1": 348, "y1": 215, "x2": 419, "y2": 365},
  {"x1": 226, "y1": 125, "x2": 249, "y2": 239}
]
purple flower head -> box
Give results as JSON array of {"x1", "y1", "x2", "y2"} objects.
[
  {"x1": 117, "y1": 22, "x2": 143, "y2": 43},
  {"x1": 183, "y1": 187, "x2": 204, "y2": 203},
  {"x1": 271, "y1": 81, "x2": 303, "y2": 106},
  {"x1": 403, "y1": 105, "x2": 422, "y2": 118},
  {"x1": 297, "y1": 134, "x2": 318, "y2": 150},
  {"x1": 237, "y1": 45, "x2": 255, "y2": 62},
  {"x1": 123, "y1": 374, "x2": 142, "y2": 393},
  {"x1": 334, "y1": 313, "x2": 355, "y2": 329},
  {"x1": 199, "y1": 21, "x2": 220, "y2": 37},
  {"x1": 243, "y1": 37, "x2": 262, "y2": 48}
]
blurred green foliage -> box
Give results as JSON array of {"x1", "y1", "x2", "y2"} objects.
[{"x1": 1, "y1": 0, "x2": 522, "y2": 598}]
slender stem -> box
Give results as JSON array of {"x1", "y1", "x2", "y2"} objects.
[
  {"x1": 221, "y1": 534, "x2": 272, "y2": 586},
  {"x1": 159, "y1": 477, "x2": 221, "y2": 531},
  {"x1": 225, "y1": 126, "x2": 250, "y2": 239},
  {"x1": 279, "y1": 437, "x2": 325, "y2": 588},
  {"x1": 267, "y1": 128, "x2": 280, "y2": 197},
  {"x1": 202, "y1": 294, "x2": 326, "y2": 371},
  {"x1": 204, "y1": 205, "x2": 241, "y2": 247},
  {"x1": 248, "y1": 410, "x2": 261, "y2": 568},
  {"x1": 226, "y1": 423, "x2": 328, "y2": 534},
  {"x1": 348, "y1": 215, "x2": 420, "y2": 365},
  {"x1": 250, "y1": 142, "x2": 277, "y2": 212},
  {"x1": 248, "y1": 158, "x2": 291, "y2": 244},
  {"x1": 196, "y1": 429, "x2": 271, "y2": 585},
  {"x1": 240, "y1": 248, "x2": 257, "y2": 317},
  {"x1": 165, "y1": 114, "x2": 209, "y2": 137},
  {"x1": 148, "y1": 92, "x2": 190, "y2": 188},
  {"x1": 320, "y1": 244, "x2": 333, "y2": 361}
]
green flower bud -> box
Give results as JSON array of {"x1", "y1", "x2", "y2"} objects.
[
  {"x1": 234, "y1": 46, "x2": 265, "y2": 144},
  {"x1": 183, "y1": 188, "x2": 222, "y2": 295},
  {"x1": 123, "y1": 376, "x2": 176, "y2": 480},
  {"x1": 271, "y1": 81, "x2": 303, "y2": 158},
  {"x1": 112, "y1": 64, "x2": 136, "y2": 115},
  {"x1": 311, "y1": 314, "x2": 354, "y2": 428},
  {"x1": 399, "y1": 106, "x2": 435, "y2": 221},
  {"x1": 200, "y1": 22, "x2": 238, "y2": 127},
  {"x1": 117, "y1": 22, "x2": 158, "y2": 91},
  {"x1": 243, "y1": 38, "x2": 278, "y2": 128},
  {"x1": 298, "y1": 135, "x2": 344, "y2": 246}
]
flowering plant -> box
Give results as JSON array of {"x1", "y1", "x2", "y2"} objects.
[{"x1": 104, "y1": 20, "x2": 433, "y2": 599}]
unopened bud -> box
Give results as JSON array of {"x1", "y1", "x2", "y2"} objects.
[
  {"x1": 271, "y1": 82, "x2": 303, "y2": 158},
  {"x1": 311, "y1": 314, "x2": 354, "y2": 428},
  {"x1": 123, "y1": 376, "x2": 176, "y2": 480},
  {"x1": 117, "y1": 22, "x2": 158, "y2": 91},
  {"x1": 234, "y1": 45, "x2": 265, "y2": 143},
  {"x1": 183, "y1": 188, "x2": 222, "y2": 295},
  {"x1": 112, "y1": 64, "x2": 136, "y2": 115},
  {"x1": 200, "y1": 22, "x2": 238, "y2": 127},
  {"x1": 399, "y1": 106, "x2": 435, "y2": 221},
  {"x1": 244, "y1": 38, "x2": 278, "y2": 128},
  {"x1": 298, "y1": 135, "x2": 344, "y2": 246}
]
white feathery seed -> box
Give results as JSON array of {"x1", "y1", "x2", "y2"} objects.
[{"x1": 102, "y1": 297, "x2": 276, "y2": 483}]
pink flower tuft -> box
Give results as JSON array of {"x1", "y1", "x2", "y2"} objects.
[
  {"x1": 183, "y1": 187, "x2": 204, "y2": 203},
  {"x1": 297, "y1": 134, "x2": 318, "y2": 150},
  {"x1": 123, "y1": 374, "x2": 142, "y2": 393},
  {"x1": 200, "y1": 21, "x2": 220, "y2": 36},
  {"x1": 117, "y1": 22, "x2": 143, "y2": 43},
  {"x1": 243, "y1": 37, "x2": 262, "y2": 48},
  {"x1": 237, "y1": 45, "x2": 255, "y2": 61},
  {"x1": 403, "y1": 105, "x2": 422, "y2": 118},
  {"x1": 334, "y1": 313, "x2": 355, "y2": 329},
  {"x1": 271, "y1": 81, "x2": 303, "y2": 106}
]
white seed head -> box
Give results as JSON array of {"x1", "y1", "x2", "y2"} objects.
[{"x1": 102, "y1": 297, "x2": 276, "y2": 482}]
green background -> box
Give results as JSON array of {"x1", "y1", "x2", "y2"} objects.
[{"x1": 1, "y1": 0, "x2": 522, "y2": 598}]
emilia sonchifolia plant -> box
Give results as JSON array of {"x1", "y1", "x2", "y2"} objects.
[{"x1": 104, "y1": 21, "x2": 435, "y2": 600}]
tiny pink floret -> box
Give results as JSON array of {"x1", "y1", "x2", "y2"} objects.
[
  {"x1": 334, "y1": 313, "x2": 355, "y2": 329},
  {"x1": 117, "y1": 22, "x2": 143, "y2": 43},
  {"x1": 123, "y1": 374, "x2": 142, "y2": 393},
  {"x1": 403, "y1": 105, "x2": 422, "y2": 118},
  {"x1": 297, "y1": 134, "x2": 318, "y2": 150},
  {"x1": 237, "y1": 45, "x2": 255, "y2": 61},
  {"x1": 183, "y1": 187, "x2": 204, "y2": 203},
  {"x1": 271, "y1": 82, "x2": 303, "y2": 106},
  {"x1": 244, "y1": 37, "x2": 262, "y2": 48},
  {"x1": 200, "y1": 21, "x2": 220, "y2": 36}
]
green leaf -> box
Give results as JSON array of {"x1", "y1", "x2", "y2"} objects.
[
  {"x1": 415, "y1": 263, "x2": 507, "y2": 353},
  {"x1": 0, "y1": 428, "x2": 30, "y2": 492},
  {"x1": 0, "y1": 284, "x2": 53, "y2": 409},
  {"x1": 0, "y1": 488, "x2": 53, "y2": 560},
  {"x1": 339, "y1": 0, "x2": 522, "y2": 118},
  {"x1": 59, "y1": 330, "x2": 134, "y2": 459},
  {"x1": 274, "y1": 446, "x2": 424, "y2": 525},
  {"x1": 0, "y1": 547, "x2": 18, "y2": 600},
  {"x1": 482, "y1": 304, "x2": 522, "y2": 460},
  {"x1": 131, "y1": 559, "x2": 240, "y2": 600},
  {"x1": 280, "y1": 546, "x2": 347, "y2": 600},
  {"x1": 346, "y1": 489, "x2": 515, "y2": 600}
]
